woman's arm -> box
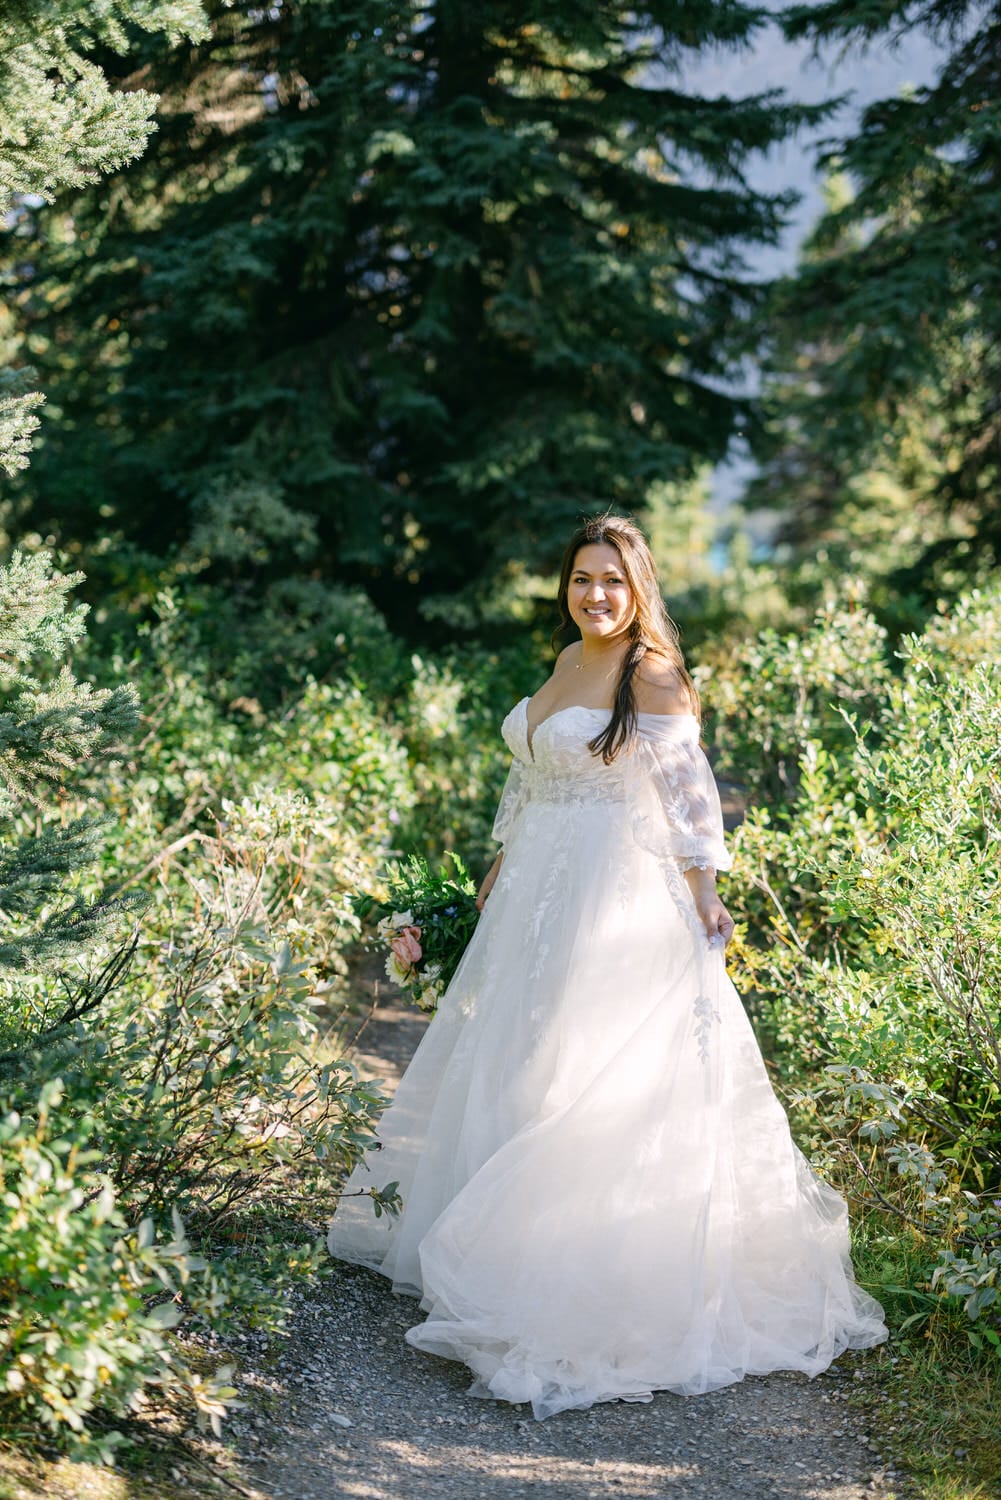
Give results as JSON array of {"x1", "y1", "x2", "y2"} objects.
[
  {"x1": 683, "y1": 864, "x2": 734, "y2": 946},
  {"x1": 628, "y1": 663, "x2": 734, "y2": 944},
  {"x1": 476, "y1": 850, "x2": 503, "y2": 912}
]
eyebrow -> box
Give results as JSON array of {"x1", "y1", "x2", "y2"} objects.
[{"x1": 571, "y1": 566, "x2": 624, "y2": 575}]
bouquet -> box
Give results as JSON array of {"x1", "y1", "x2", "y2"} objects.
[{"x1": 358, "y1": 853, "x2": 480, "y2": 1012}]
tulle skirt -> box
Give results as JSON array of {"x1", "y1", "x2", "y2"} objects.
[{"x1": 327, "y1": 795, "x2": 886, "y2": 1418}]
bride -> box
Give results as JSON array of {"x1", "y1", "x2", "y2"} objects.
[{"x1": 327, "y1": 513, "x2": 886, "y2": 1419}]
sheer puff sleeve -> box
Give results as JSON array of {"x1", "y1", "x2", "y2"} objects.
[
  {"x1": 491, "y1": 758, "x2": 533, "y2": 847},
  {"x1": 626, "y1": 716, "x2": 732, "y2": 876}
]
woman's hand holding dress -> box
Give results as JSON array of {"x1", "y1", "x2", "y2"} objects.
[{"x1": 683, "y1": 865, "x2": 735, "y2": 946}]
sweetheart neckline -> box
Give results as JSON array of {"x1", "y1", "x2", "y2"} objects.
[{"x1": 516, "y1": 696, "x2": 697, "y2": 760}]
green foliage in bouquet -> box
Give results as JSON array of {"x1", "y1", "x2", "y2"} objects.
[{"x1": 358, "y1": 854, "x2": 480, "y2": 1013}]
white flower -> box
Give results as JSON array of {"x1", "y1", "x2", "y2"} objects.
[
  {"x1": 377, "y1": 909, "x2": 414, "y2": 941},
  {"x1": 423, "y1": 961, "x2": 442, "y2": 982},
  {"x1": 385, "y1": 952, "x2": 412, "y2": 986},
  {"x1": 416, "y1": 979, "x2": 443, "y2": 1011}
]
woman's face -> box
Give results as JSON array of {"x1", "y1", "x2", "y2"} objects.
[{"x1": 567, "y1": 542, "x2": 635, "y2": 645}]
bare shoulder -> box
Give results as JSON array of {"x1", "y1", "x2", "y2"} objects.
[
  {"x1": 634, "y1": 653, "x2": 694, "y2": 716},
  {"x1": 553, "y1": 642, "x2": 582, "y2": 676}
]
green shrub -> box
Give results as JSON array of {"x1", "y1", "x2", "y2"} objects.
[
  {"x1": 0, "y1": 1080, "x2": 236, "y2": 1461},
  {"x1": 396, "y1": 642, "x2": 542, "y2": 868},
  {"x1": 723, "y1": 582, "x2": 1001, "y2": 1334},
  {"x1": 98, "y1": 793, "x2": 393, "y2": 1228},
  {"x1": 0, "y1": 789, "x2": 398, "y2": 1453},
  {"x1": 699, "y1": 596, "x2": 893, "y2": 805},
  {"x1": 0, "y1": 558, "x2": 410, "y2": 1455},
  {"x1": 0, "y1": 550, "x2": 545, "y2": 1456},
  {"x1": 105, "y1": 575, "x2": 409, "y2": 714}
]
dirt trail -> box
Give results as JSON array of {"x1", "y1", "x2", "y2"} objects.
[{"x1": 218, "y1": 977, "x2": 905, "y2": 1500}]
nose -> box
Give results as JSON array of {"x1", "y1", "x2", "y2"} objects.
[{"x1": 585, "y1": 583, "x2": 606, "y2": 602}]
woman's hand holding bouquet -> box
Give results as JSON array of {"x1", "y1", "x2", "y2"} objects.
[{"x1": 360, "y1": 854, "x2": 480, "y2": 1012}]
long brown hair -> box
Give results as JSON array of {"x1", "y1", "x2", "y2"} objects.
[{"x1": 551, "y1": 513, "x2": 700, "y2": 764}]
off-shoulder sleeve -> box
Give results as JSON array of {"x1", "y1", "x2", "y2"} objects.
[
  {"x1": 626, "y1": 720, "x2": 732, "y2": 875},
  {"x1": 491, "y1": 758, "x2": 534, "y2": 846}
]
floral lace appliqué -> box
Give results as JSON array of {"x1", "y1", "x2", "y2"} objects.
[{"x1": 694, "y1": 988, "x2": 720, "y2": 1064}]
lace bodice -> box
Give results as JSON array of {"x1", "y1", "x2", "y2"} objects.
[
  {"x1": 493, "y1": 696, "x2": 731, "y2": 875},
  {"x1": 502, "y1": 697, "x2": 699, "y2": 767}
]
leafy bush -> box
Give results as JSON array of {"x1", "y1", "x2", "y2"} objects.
[
  {"x1": 0, "y1": 551, "x2": 550, "y2": 1456},
  {"x1": 90, "y1": 597, "x2": 419, "y2": 997},
  {"x1": 0, "y1": 779, "x2": 401, "y2": 1451},
  {"x1": 0, "y1": 557, "x2": 409, "y2": 1455},
  {"x1": 699, "y1": 596, "x2": 893, "y2": 805},
  {"x1": 721, "y1": 583, "x2": 1001, "y2": 1334},
  {"x1": 92, "y1": 790, "x2": 392, "y2": 1228},
  {"x1": 0, "y1": 1080, "x2": 241, "y2": 1460},
  {"x1": 104, "y1": 574, "x2": 410, "y2": 714},
  {"x1": 396, "y1": 642, "x2": 541, "y2": 867}
]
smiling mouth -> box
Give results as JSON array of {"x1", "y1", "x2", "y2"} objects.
[{"x1": 584, "y1": 608, "x2": 610, "y2": 616}]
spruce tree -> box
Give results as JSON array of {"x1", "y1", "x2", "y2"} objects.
[
  {"x1": 763, "y1": 0, "x2": 1001, "y2": 599},
  {"x1": 744, "y1": 176, "x2": 967, "y2": 627},
  {"x1": 0, "y1": 0, "x2": 204, "y2": 1012},
  {"x1": 5, "y1": 1, "x2": 825, "y2": 636},
  {"x1": 0, "y1": 0, "x2": 209, "y2": 475},
  {"x1": 0, "y1": 1, "x2": 208, "y2": 211},
  {"x1": 0, "y1": 552, "x2": 141, "y2": 989}
]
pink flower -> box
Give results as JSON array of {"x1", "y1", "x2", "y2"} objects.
[{"x1": 390, "y1": 926, "x2": 422, "y2": 966}]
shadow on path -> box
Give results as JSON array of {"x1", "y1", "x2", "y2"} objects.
[{"x1": 231, "y1": 1261, "x2": 898, "y2": 1500}]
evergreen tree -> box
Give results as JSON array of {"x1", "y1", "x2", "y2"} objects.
[
  {"x1": 0, "y1": 0, "x2": 209, "y2": 475},
  {"x1": 744, "y1": 176, "x2": 974, "y2": 627},
  {"x1": 0, "y1": 1, "x2": 204, "y2": 1009},
  {"x1": 0, "y1": 1, "x2": 209, "y2": 212},
  {"x1": 0, "y1": 550, "x2": 140, "y2": 1018},
  {"x1": 761, "y1": 0, "x2": 1001, "y2": 600},
  {"x1": 5, "y1": 1, "x2": 825, "y2": 637}
]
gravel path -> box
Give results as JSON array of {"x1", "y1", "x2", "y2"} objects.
[{"x1": 224, "y1": 988, "x2": 904, "y2": 1500}]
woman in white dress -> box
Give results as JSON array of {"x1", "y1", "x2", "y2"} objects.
[{"x1": 327, "y1": 514, "x2": 886, "y2": 1420}]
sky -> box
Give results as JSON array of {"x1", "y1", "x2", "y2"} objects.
[{"x1": 674, "y1": 12, "x2": 945, "y2": 509}]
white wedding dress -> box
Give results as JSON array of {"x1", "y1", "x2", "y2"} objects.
[{"x1": 327, "y1": 698, "x2": 886, "y2": 1418}]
